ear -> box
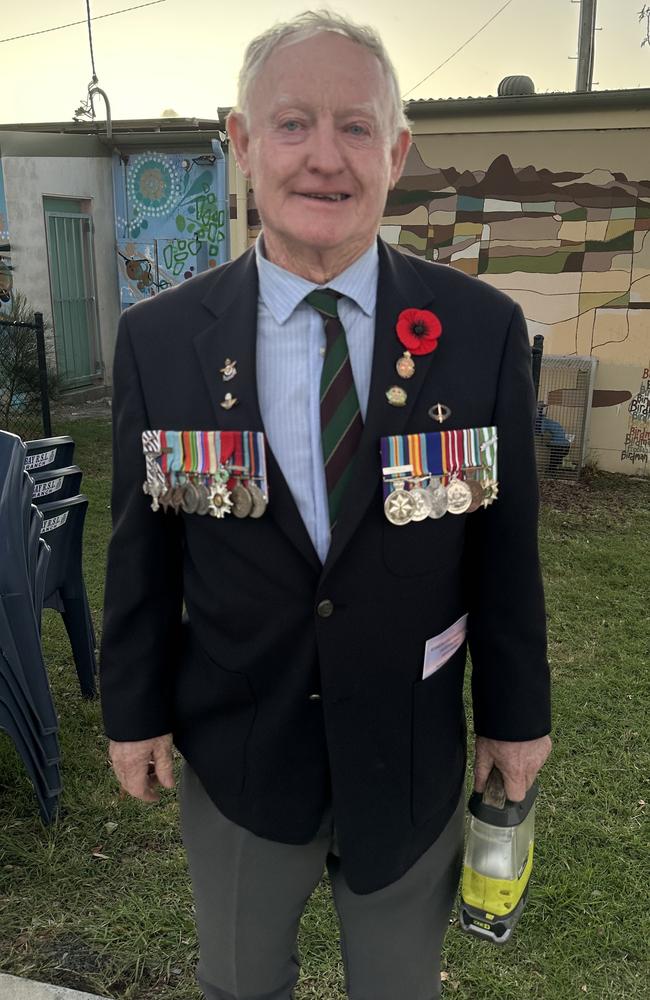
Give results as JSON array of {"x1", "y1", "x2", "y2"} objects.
[
  {"x1": 388, "y1": 129, "x2": 412, "y2": 190},
  {"x1": 226, "y1": 111, "x2": 252, "y2": 178}
]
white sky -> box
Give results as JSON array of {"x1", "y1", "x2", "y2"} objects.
[{"x1": 2, "y1": 0, "x2": 650, "y2": 124}]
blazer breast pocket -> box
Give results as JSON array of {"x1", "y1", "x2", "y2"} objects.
[
  {"x1": 410, "y1": 643, "x2": 467, "y2": 827},
  {"x1": 382, "y1": 512, "x2": 467, "y2": 578}
]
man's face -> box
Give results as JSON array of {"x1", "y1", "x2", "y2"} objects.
[{"x1": 228, "y1": 32, "x2": 411, "y2": 264}]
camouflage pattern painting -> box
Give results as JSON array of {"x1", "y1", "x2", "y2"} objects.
[{"x1": 381, "y1": 149, "x2": 650, "y2": 365}]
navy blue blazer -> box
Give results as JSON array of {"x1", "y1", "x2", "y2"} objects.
[{"x1": 100, "y1": 240, "x2": 550, "y2": 894}]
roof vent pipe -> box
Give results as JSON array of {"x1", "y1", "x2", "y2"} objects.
[{"x1": 498, "y1": 76, "x2": 536, "y2": 97}]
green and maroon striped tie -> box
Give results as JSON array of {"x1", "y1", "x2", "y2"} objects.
[{"x1": 305, "y1": 289, "x2": 363, "y2": 528}]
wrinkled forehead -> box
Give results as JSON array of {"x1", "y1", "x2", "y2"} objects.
[{"x1": 248, "y1": 31, "x2": 392, "y2": 125}]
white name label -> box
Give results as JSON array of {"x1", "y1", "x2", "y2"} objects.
[
  {"x1": 26, "y1": 449, "x2": 57, "y2": 470},
  {"x1": 33, "y1": 477, "x2": 64, "y2": 498},
  {"x1": 41, "y1": 510, "x2": 69, "y2": 533}
]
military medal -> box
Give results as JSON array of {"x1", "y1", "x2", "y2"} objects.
[
  {"x1": 481, "y1": 478, "x2": 499, "y2": 507},
  {"x1": 221, "y1": 392, "x2": 238, "y2": 410},
  {"x1": 427, "y1": 477, "x2": 448, "y2": 519},
  {"x1": 447, "y1": 476, "x2": 473, "y2": 515},
  {"x1": 410, "y1": 484, "x2": 432, "y2": 521},
  {"x1": 396, "y1": 351, "x2": 415, "y2": 379},
  {"x1": 246, "y1": 482, "x2": 266, "y2": 518},
  {"x1": 379, "y1": 425, "x2": 498, "y2": 525},
  {"x1": 181, "y1": 479, "x2": 200, "y2": 515},
  {"x1": 384, "y1": 482, "x2": 415, "y2": 525}
]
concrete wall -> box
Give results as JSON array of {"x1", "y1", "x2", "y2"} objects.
[{"x1": 0, "y1": 139, "x2": 120, "y2": 384}]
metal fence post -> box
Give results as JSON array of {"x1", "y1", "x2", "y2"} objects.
[
  {"x1": 531, "y1": 334, "x2": 544, "y2": 401},
  {"x1": 34, "y1": 312, "x2": 52, "y2": 437}
]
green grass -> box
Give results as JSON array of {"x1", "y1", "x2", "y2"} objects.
[{"x1": 1, "y1": 419, "x2": 649, "y2": 999}]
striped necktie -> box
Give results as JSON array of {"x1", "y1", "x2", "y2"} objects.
[{"x1": 305, "y1": 289, "x2": 364, "y2": 529}]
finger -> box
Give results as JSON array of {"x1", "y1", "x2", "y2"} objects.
[
  {"x1": 502, "y1": 773, "x2": 527, "y2": 802},
  {"x1": 152, "y1": 748, "x2": 175, "y2": 789},
  {"x1": 473, "y1": 752, "x2": 493, "y2": 793}
]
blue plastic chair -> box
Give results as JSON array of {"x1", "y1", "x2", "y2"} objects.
[
  {"x1": 0, "y1": 430, "x2": 61, "y2": 822},
  {"x1": 32, "y1": 465, "x2": 83, "y2": 504},
  {"x1": 24, "y1": 436, "x2": 75, "y2": 474},
  {"x1": 39, "y1": 495, "x2": 97, "y2": 699}
]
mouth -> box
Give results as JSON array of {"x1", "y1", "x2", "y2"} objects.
[{"x1": 297, "y1": 193, "x2": 351, "y2": 202}]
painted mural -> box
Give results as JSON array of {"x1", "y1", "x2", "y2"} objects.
[
  {"x1": 380, "y1": 149, "x2": 650, "y2": 475},
  {"x1": 113, "y1": 141, "x2": 230, "y2": 310},
  {"x1": 0, "y1": 161, "x2": 13, "y2": 316},
  {"x1": 622, "y1": 366, "x2": 650, "y2": 466}
]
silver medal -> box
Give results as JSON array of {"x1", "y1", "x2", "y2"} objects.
[
  {"x1": 409, "y1": 486, "x2": 432, "y2": 522},
  {"x1": 427, "y1": 477, "x2": 448, "y2": 519},
  {"x1": 447, "y1": 477, "x2": 473, "y2": 515},
  {"x1": 384, "y1": 484, "x2": 416, "y2": 526}
]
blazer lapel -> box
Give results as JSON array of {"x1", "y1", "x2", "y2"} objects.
[
  {"x1": 193, "y1": 249, "x2": 321, "y2": 572},
  {"x1": 322, "y1": 241, "x2": 439, "y2": 578}
]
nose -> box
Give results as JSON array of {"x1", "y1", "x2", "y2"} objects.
[{"x1": 305, "y1": 119, "x2": 345, "y2": 175}]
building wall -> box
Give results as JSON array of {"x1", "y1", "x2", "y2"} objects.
[
  {"x1": 380, "y1": 125, "x2": 650, "y2": 476},
  {"x1": 1, "y1": 150, "x2": 120, "y2": 383}
]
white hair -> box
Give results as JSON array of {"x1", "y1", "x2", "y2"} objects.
[{"x1": 235, "y1": 9, "x2": 410, "y2": 139}]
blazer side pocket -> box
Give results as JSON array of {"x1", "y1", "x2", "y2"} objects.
[
  {"x1": 410, "y1": 642, "x2": 467, "y2": 826},
  {"x1": 172, "y1": 629, "x2": 256, "y2": 795}
]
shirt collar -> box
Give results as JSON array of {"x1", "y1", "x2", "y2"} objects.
[{"x1": 255, "y1": 234, "x2": 378, "y2": 325}]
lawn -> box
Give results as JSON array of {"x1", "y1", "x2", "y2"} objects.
[{"x1": 0, "y1": 417, "x2": 648, "y2": 1000}]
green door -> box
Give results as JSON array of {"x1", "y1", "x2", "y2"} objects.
[{"x1": 44, "y1": 197, "x2": 102, "y2": 388}]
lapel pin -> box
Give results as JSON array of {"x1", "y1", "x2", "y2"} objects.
[
  {"x1": 386, "y1": 385, "x2": 408, "y2": 407},
  {"x1": 220, "y1": 358, "x2": 238, "y2": 381},
  {"x1": 395, "y1": 351, "x2": 415, "y2": 379},
  {"x1": 428, "y1": 402, "x2": 451, "y2": 424},
  {"x1": 220, "y1": 392, "x2": 238, "y2": 410}
]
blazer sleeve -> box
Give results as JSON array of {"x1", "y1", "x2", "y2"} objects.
[
  {"x1": 465, "y1": 302, "x2": 551, "y2": 741},
  {"x1": 100, "y1": 308, "x2": 184, "y2": 741}
]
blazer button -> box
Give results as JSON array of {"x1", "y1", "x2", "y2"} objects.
[
  {"x1": 316, "y1": 599, "x2": 334, "y2": 618},
  {"x1": 308, "y1": 693, "x2": 322, "y2": 701}
]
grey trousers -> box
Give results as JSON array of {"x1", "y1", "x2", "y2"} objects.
[{"x1": 179, "y1": 761, "x2": 464, "y2": 1000}]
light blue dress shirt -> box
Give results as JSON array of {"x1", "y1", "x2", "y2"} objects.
[{"x1": 256, "y1": 237, "x2": 379, "y2": 563}]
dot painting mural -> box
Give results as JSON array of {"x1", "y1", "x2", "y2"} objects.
[{"x1": 113, "y1": 144, "x2": 230, "y2": 310}]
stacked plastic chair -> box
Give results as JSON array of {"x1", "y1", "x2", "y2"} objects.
[
  {"x1": 25, "y1": 441, "x2": 97, "y2": 698},
  {"x1": 0, "y1": 429, "x2": 61, "y2": 822}
]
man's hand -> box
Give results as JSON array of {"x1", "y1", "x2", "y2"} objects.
[
  {"x1": 109, "y1": 734, "x2": 175, "y2": 803},
  {"x1": 473, "y1": 735, "x2": 552, "y2": 802}
]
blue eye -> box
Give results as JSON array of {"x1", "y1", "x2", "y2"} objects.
[
  {"x1": 347, "y1": 124, "x2": 368, "y2": 136},
  {"x1": 283, "y1": 120, "x2": 301, "y2": 132}
]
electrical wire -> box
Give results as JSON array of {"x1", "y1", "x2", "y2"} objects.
[
  {"x1": 1, "y1": 1, "x2": 167, "y2": 45},
  {"x1": 86, "y1": 0, "x2": 98, "y2": 81},
  {"x1": 402, "y1": 0, "x2": 518, "y2": 99}
]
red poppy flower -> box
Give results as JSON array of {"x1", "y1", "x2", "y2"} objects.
[{"x1": 396, "y1": 308, "x2": 443, "y2": 356}]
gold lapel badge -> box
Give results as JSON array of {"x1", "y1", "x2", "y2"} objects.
[
  {"x1": 220, "y1": 392, "x2": 238, "y2": 410},
  {"x1": 386, "y1": 385, "x2": 408, "y2": 407}
]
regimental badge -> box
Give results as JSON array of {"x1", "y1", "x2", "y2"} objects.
[
  {"x1": 220, "y1": 392, "x2": 238, "y2": 410},
  {"x1": 386, "y1": 385, "x2": 408, "y2": 407},
  {"x1": 220, "y1": 358, "x2": 238, "y2": 382}
]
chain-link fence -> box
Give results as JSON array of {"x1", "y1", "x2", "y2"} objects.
[
  {"x1": 535, "y1": 355, "x2": 598, "y2": 481},
  {"x1": 0, "y1": 312, "x2": 52, "y2": 442}
]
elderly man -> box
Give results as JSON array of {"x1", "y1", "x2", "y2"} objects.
[{"x1": 101, "y1": 11, "x2": 551, "y2": 1000}]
